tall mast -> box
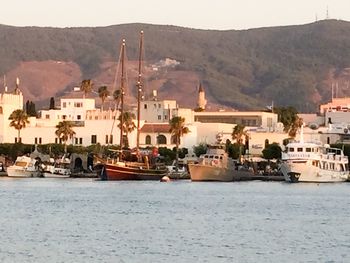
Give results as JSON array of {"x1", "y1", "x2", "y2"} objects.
[
  {"x1": 119, "y1": 39, "x2": 126, "y2": 150},
  {"x1": 136, "y1": 31, "x2": 144, "y2": 150}
]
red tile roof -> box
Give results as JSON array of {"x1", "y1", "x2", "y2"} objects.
[{"x1": 141, "y1": 123, "x2": 171, "y2": 133}]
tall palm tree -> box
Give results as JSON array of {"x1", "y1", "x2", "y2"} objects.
[
  {"x1": 80, "y1": 79, "x2": 93, "y2": 98},
  {"x1": 98, "y1": 86, "x2": 110, "y2": 111},
  {"x1": 169, "y1": 116, "x2": 190, "y2": 170},
  {"x1": 117, "y1": 111, "x2": 136, "y2": 148},
  {"x1": 55, "y1": 121, "x2": 76, "y2": 153},
  {"x1": 9, "y1": 109, "x2": 30, "y2": 143},
  {"x1": 231, "y1": 124, "x2": 249, "y2": 163},
  {"x1": 288, "y1": 117, "x2": 304, "y2": 138},
  {"x1": 113, "y1": 89, "x2": 121, "y2": 111}
]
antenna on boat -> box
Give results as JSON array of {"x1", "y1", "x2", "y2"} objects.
[
  {"x1": 300, "y1": 124, "x2": 304, "y2": 144},
  {"x1": 136, "y1": 31, "x2": 144, "y2": 151}
]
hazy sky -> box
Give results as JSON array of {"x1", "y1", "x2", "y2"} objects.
[{"x1": 1, "y1": 0, "x2": 349, "y2": 30}]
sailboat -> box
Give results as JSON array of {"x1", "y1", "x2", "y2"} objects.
[{"x1": 98, "y1": 32, "x2": 168, "y2": 181}]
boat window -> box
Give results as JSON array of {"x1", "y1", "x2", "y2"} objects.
[
  {"x1": 297, "y1": 148, "x2": 303, "y2": 152},
  {"x1": 14, "y1": 161, "x2": 27, "y2": 167},
  {"x1": 306, "y1": 148, "x2": 311, "y2": 152},
  {"x1": 289, "y1": 147, "x2": 294, "y2": 152}
]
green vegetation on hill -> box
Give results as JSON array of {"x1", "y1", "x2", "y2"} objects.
[{"x1": 1, "y1": 20, "x2": 350, "y2": 112}]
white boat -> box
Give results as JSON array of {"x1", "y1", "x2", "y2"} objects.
[
  {"x1": 166, "y1": 161, "x2": 189, "y2": 179},
  {"x1": 7, "y1": 155, "x2": 42, "y2": 178},
  {"x1": 280, "y1": 131, "x2": 349, "y2": 183},
  {"x1": 43, "y1": 157, "x2": 71, "y2": 178},
  {"x1": 188, "y1": 146, "x2": 235, "y2": 182}
]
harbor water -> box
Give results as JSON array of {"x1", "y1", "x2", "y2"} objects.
[{"x1": 0, "y1": 178, "x2": 349, "y2": 262}]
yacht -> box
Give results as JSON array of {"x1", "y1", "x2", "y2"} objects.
[
  {"x1": 7, "y1": 155, "x2": 42, "y2": 178},
  {"x1": 280, "y1": 134, "x2": 349, "y2": 183}
]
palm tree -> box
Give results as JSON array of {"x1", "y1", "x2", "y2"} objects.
[
  {"x1": 80, "y1": 79, "x2": 93, "y2": 98},
  {"x1": 98, "y1": 86, "x2": 110, "y2": 111},
  {"x1": 231, "y1": 124, "x2": 249, "y2": 163},
  {"x1": 55, "y1": 121, "x2": 76, "y2": 153},
  {"x1": 9, "y1": 109, "x2": 30, "y2": 143},
  {"x1": 113, "y1": 89, "x2": 121, "y2": 111},
  {"x1": 288, "y1": 117, "x2": 304, "y2": 137},
  {"x1": 169, "y1": 116, "x2": 190, "y2": 170},
  {"x1": 117, "y1": 111, "x2": 136, "y2": 148}
]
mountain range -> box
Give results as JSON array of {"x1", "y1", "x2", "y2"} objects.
[{"x1": 1, "y1": 20, "x2": 350, "y2": 112}]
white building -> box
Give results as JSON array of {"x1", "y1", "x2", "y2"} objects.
[{"x1": 5, "y1": 83, "x2": 343, "y2": 157}]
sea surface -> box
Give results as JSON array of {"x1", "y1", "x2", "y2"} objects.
[{"x1": 0, "y1": 178, "x2": 349, "y2": 263}]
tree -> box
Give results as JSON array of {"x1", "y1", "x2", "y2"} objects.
[
  {"x1": 231, "y1": 124, "x2": 249, "y2": 162},
  {"x1": 25, "y1": 101, "x2": 37, "y2": 117},
  {"x1": 113, "y1": 89, "x2": 121, "y2": 110},
  {"x1": 55, "y1": 121, "x2": 76, "y2": 153},
  {"x1": 49, "y1": 97, "x2": 55, "y2": 109},
  {"x1": 9, "y1": 109, "x2": 30, "y2": 143},
  {"x1": 98, "y1": 86, "x2": 110, "y2": 111},
  {"x1": 288, "y1": 117, "x2": 304, "y2": 138},
  {"x1": 273, "y1": 106, "x2": 303, "y2": 137},
  {"x1": 169, "y1": 116, "x2": 190, "y2": 170},
  {"x1": 117, "y1": 111, "x2": 136, "y2": 148},
  {"x1": 262, "y1": 142, "x2": 282, "y2": 160},
  {"x1": 193, "y1": 143, "x2": 207, "y2": 157},
  {"x1": 80, "y1": 79, "x2": 93, "y2": 98}
]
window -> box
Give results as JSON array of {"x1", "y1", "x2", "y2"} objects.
[
  {"x1": 91, "y1": 135, "x2": 97, "y2": 144},
  {"x1": 297, "y1": 148, "x2": 303, "y2": 152},
  {"x1": 144, "y1": 104, "x2": 147, "y2": 109},
  {"x1": 77, "y1": 115, "x2": 81, "y2": 120},
  {"x1": 39, "y1": 138, "x2": 42, "y2": 144},
  {"x1": 145, "y1": 135, "x2": 151, "y2": 145},
  {"x1": 105, "y1": 135, "x2": 109, "y2": 144},
  {"x1": 164, "y1": 115, "x2": 168, "y2": 120},
  {"x1": 35, "y1": 138, "x2": 38, "y2": 144},
  {"x1": 75, "y1": 138, "x2": 79, "y2": 144},
  {"x1": 55, "y1": 138, "x2": 58, "y2": 144},
  {"x1": 0, "y1": 106, "x2": 3, "y2": 114},
  {"x1": 158, "y1": 115, "x2": 161, "y2": 120},
  {"x1": 62, "y1": 115, "x2": 67, "y2": 120},
  {"x1": 74, "y1": 102, "x2": 83, "y2": 107},
  {"x1": 289, "y1": 147, "x2": 294, "y2": 152},
  {"x1": 63, "y1": 102, "x2": 66, "y2": 108},
  {"x1": 109, "y1": 135, "x2": 113, "y2": 144},
  {"x1": 158, "y1": 104, "x2": 161, "y2": 108},
  {"x1": 157, "y1": 134, "x2": 167, "y2": 145},
  {"x1": 306, "y1": 148, "x2": 311, "y2": 152},
  {"x1": 45, "y1": 114, "x2": 50, "y2": 119}
]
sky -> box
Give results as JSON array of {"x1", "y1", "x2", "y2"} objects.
[{"x1": 1, "y1": 0, "x2": 350, "y2": 30}]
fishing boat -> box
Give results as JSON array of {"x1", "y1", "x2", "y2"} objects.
[
  {"x1": 7, "y1": 155, "x2": 42, "y2": 178},
  {"x1": 188, "y1": 146, "x2": 235, "y2": 182},
  {"x1": 280, "y1": 127, "x2": 349, "y2": 183},
  {"x1": 98, "y1": 31, "x2": 167, "y2": 180}
]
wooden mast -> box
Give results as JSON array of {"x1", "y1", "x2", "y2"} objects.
[
  {"x1": 119, "y1": 39, "x2": 126, "y2": 150},
  {"x1": 136, "y1": 31, "x2": 144, "y2": 150}
]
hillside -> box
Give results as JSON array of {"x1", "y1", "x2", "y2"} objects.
[{"x1": 1, "y1": 20, "x2": 350, "y2": 112}]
